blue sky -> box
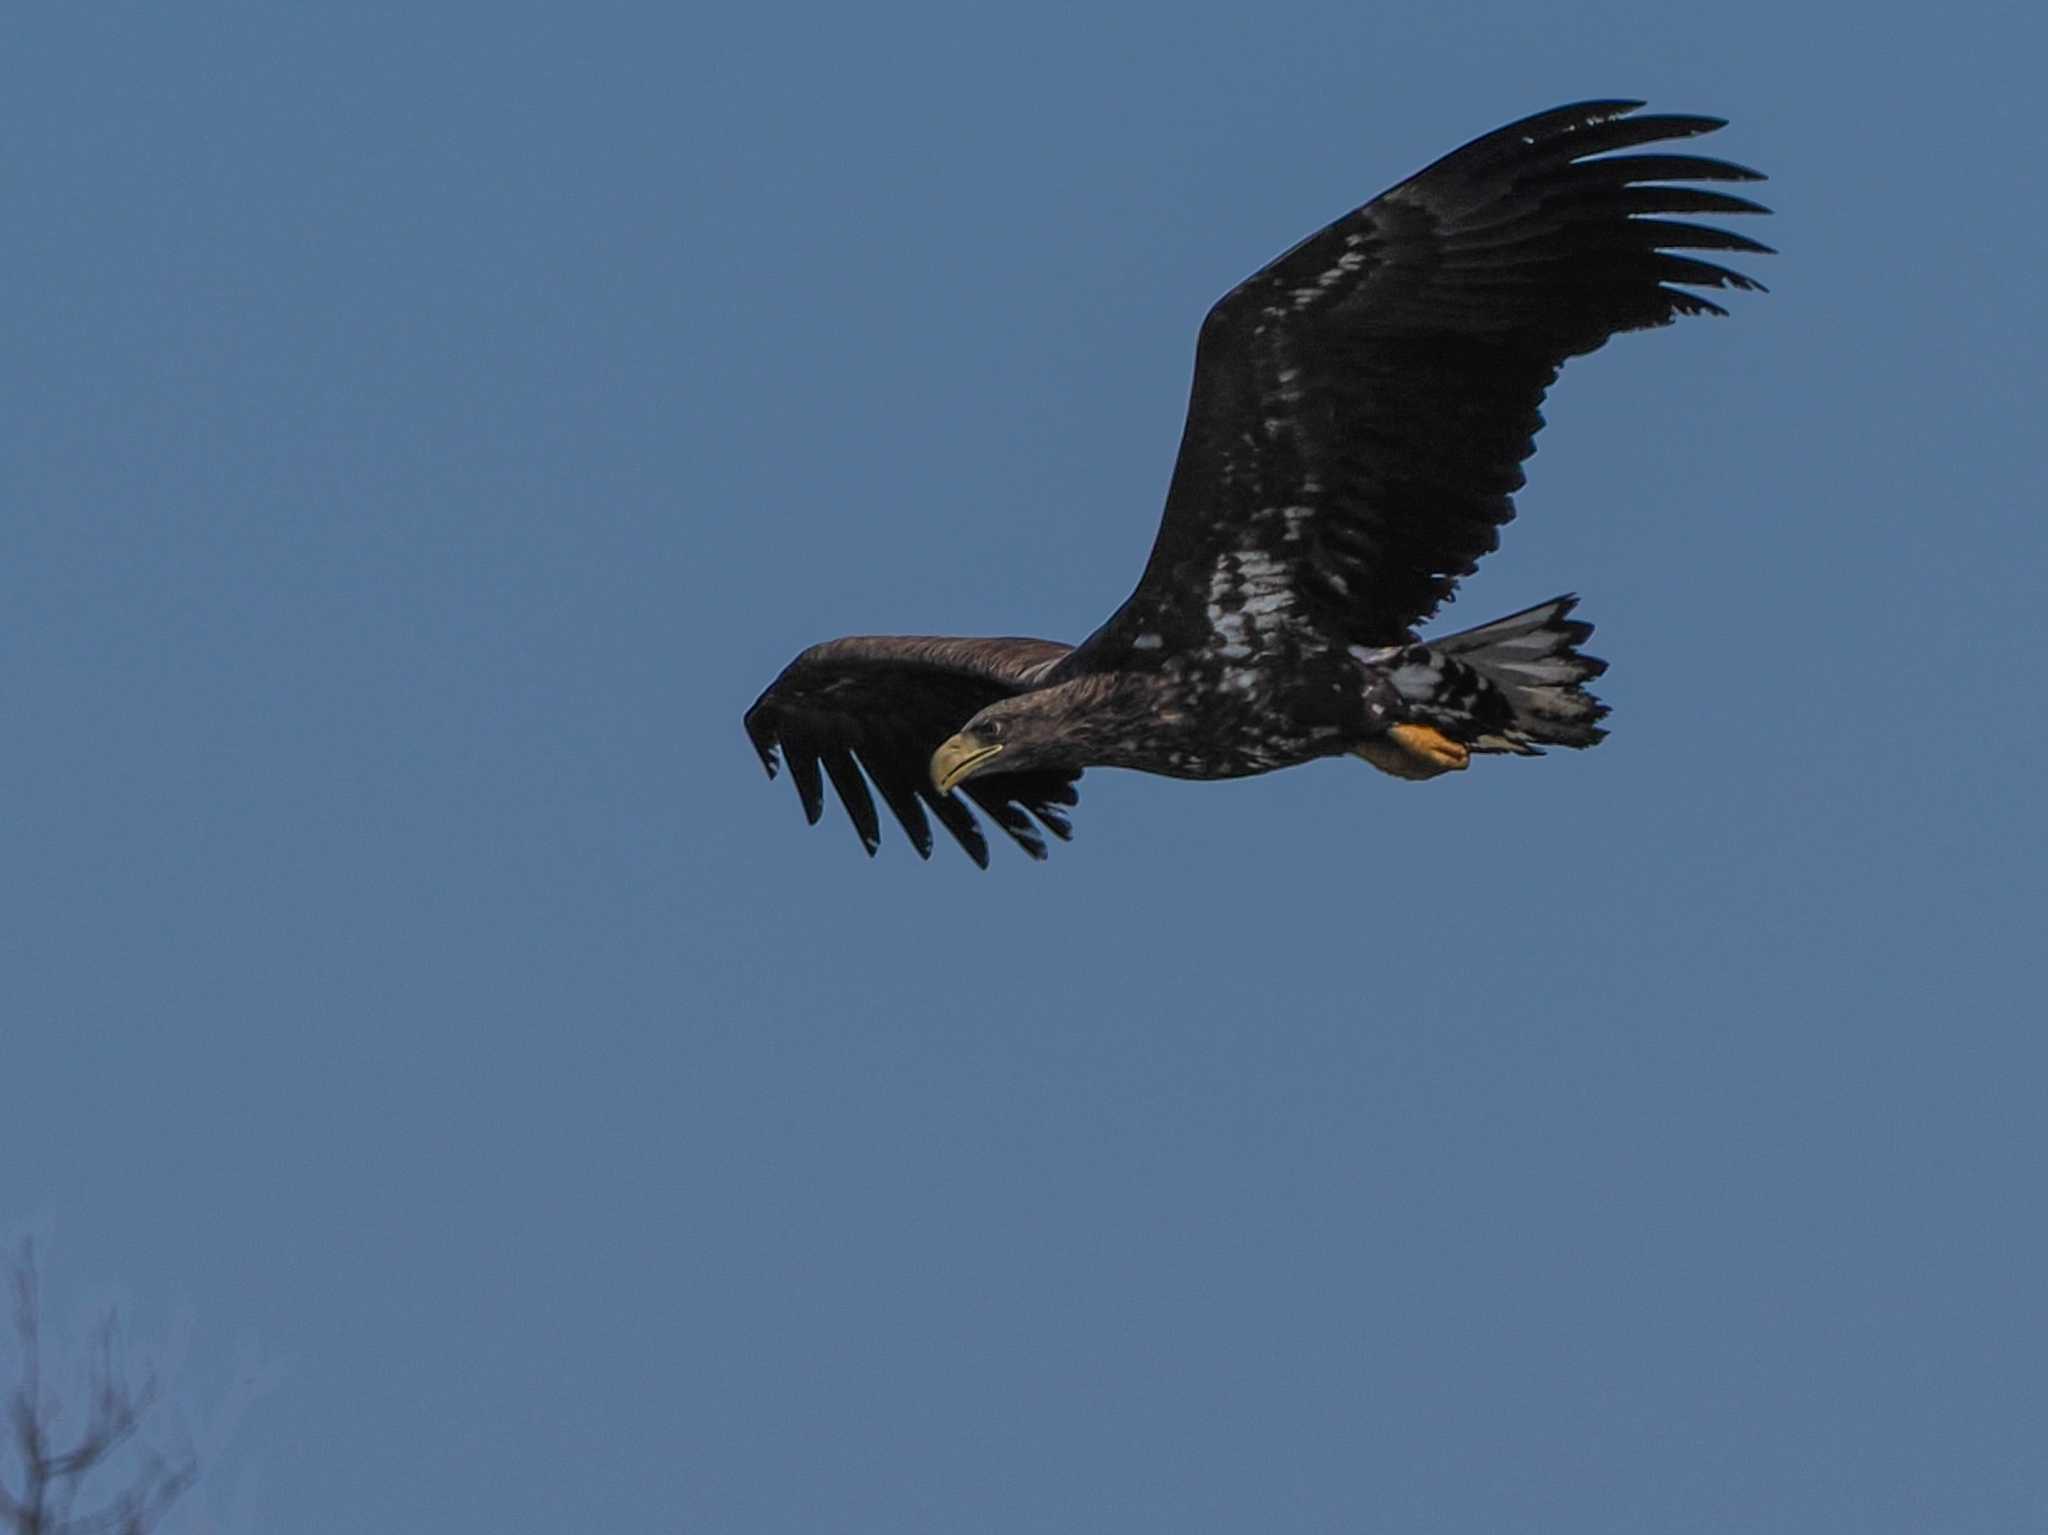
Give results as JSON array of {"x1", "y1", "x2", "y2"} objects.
[{"x1": 7, "y1": 2, "x2": 2044, "y2": 1531}]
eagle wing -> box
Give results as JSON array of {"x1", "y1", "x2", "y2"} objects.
[
  {"x1": 743, "y1": 636, "x2": 1080, "y2": 865},
  {"x1": 1073, "y1": 100, "x2": 1770, "y2": 664}
]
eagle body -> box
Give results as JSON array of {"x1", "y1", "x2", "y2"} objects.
[
  {"x1": 1142, "y1": 655, "x2": 1395, "y2": 781},
  {"x1": 1033, "y1": 649, "x2": 1401, "y2": 782},
  {"x1": 745, "y1": 101, "x2": 1770, "y2": 864}
]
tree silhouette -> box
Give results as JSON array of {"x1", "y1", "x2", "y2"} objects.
[{"x1": 0, "y1": 1241, "x2": 197, "y2": 1535}]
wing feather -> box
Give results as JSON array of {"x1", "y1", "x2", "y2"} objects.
[
  {"x1": 781, "y1": 733, "x2": 826, "y2": 825},
  {"x1": 820, "y1": 748, "x2": 880, "y2": 855}
]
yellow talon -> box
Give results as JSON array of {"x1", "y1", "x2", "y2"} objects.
[{"x1": 1355, "y1": 723, "x2": 1470, "y2": 781}]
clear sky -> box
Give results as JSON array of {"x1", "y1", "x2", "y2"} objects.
[{"x1": 7, "y1": 3, "x2": 2045, "y2": 1531}]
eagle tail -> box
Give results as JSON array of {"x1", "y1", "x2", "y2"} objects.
[{"x1": 1388, "y1": 596, "x2": 1610, "y2": 753}]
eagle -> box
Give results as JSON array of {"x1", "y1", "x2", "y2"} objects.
[{"x1": 744, "y1": 100, "x2": 1769, "y2": 865}]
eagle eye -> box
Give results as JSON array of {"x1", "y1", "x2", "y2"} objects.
[{"x1": 980, "y1": 718, "x2": 1006, "y2": 741}]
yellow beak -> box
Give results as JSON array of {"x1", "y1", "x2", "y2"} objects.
[{"x1": 930, "y1": 734, "x2": 1004, "y2": 793}]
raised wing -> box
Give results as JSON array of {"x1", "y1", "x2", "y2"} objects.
[
  {"x1": 1074, "y1": 100, "x2": 1770, "y2": 664},
  {"x1": 743, "y1": 636, "x2": 1080, "y2": 865}
]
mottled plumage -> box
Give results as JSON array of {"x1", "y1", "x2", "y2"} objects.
[{"x1": 745, "y1": 100, "x2": 1770, "y2": 864}]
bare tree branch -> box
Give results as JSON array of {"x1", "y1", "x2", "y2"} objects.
[{"x1": 0, "y1": 1241, "x2": 202, "y2": 1535}]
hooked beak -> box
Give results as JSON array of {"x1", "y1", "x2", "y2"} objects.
[{"x1": 931, "y1": 734, "x2": 1003, "y2": 793}]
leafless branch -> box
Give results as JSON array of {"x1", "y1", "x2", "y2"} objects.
[{"x1": 0, "y1": 1241, "x2": 199, "y2": 1535}]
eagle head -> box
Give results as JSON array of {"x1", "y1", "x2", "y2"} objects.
[
  {"x1": 929, "y1": 695, "x2": 1068, "y2": 793},
  {"x1": 931, "y1": 673, "x2": 1158, "y2": 792}
]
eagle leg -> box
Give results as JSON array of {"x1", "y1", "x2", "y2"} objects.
[{"x1": 1355, "y1": 724, "x2": 1470, "y2": 781}]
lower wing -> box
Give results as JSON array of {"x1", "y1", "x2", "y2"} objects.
[{"x1": 743, "y1": 635, "x2": 1081, "y2": 866}]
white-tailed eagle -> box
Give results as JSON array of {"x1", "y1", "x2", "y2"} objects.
[{"x1": 745, "y1": 101, "x2": 1769, "y2": 864}]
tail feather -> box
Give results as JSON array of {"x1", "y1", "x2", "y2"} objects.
[{"x1": 1381, "y1": 595, "x2": 1609, "y2": 753}]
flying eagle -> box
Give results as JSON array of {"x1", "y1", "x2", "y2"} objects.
[{"x1": 744, "y1": 100, "x2": 1769, "y2": 864}]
